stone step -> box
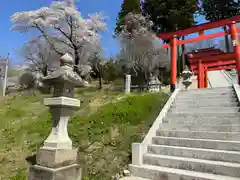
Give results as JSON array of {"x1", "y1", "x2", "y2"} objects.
[
  {"x1": 160, "y1": 124, "x2": 240, "y2": 132},
  {"x1": 170, "y1": 107, "x2": 240, "y2": 113},
  {"x1": 167, "y1": 112, "x2": 240, "y2": 118},
  {"x1": 156, "y1": 130, "x2": 240, "y2": 141},
  {"x1": 179, "y1": 91, "x2": 234, "y2": 97},
  {"x1": 120, "y1": 177, "x2": 151, "y2": 180},
  {"x1": 148, "y1": 144, "x2": 240, "y2": 163},
  {"x1": 164, "y1": 117, "x2": 240, "y2": 125},
  {"x1": 179, "y1": 86, "x2": 233, "y2": 93},
  {"x1": 179, "y1": 91, "x2": 235, "y2": 97},
  {"x1": 143, "y1": 154, "x2": 240, "y2": 177},
  {"x1": 177, "y1": 93, "x2": 236, "y2": 100},
  {"x1": 152, "y1": 136, "x2": 240, "y2": 151},
  {"x1": 166, "y1": 112, "x2": 240, "y2": 119},
  {"x1": 130, "y1": 164, "x2": 240, "y2": 180},
  {"x1": 172, "y1": 102, "x2": 239, "y2": 108},
  {"x1": 175, "y1": 97, "x2": 238, "y2": 103}
]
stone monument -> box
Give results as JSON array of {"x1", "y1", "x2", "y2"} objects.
[
  {"x1": 148, "y1": 74, "x2": 161, "y2": 93},
  {"x1": 125, "y1": 74, "x2": 131, "y2": 93},
  {"x1": 0, "y1": 58, "x2": 8, "y2": 96},
  {"x1": 181, "y1": 66, "x2": 193, "y2": 90},
  {"x1": 27, "y1": 53, "x2": 85, "y2": 180}
]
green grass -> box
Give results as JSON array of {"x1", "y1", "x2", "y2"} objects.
[{"x1": 0, "y1": 88, "x2": 168, "y2": 180}]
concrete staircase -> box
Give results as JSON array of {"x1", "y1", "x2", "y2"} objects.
[{"x1": 130, "y1": 86, "x2": 240, "y2": 180}]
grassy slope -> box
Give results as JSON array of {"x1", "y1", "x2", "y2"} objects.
[{"x1": 0, "y1": 88, "x2": 168, "y2": 180}]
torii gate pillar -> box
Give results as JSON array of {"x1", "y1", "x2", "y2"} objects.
[
  {"x1": 230, "y1": 21, "x2": 240, "y2": 85},
  {"x1": 170, "y1": 35, "x2": 177, "y2": 92},
  {"x1": 205, "y1": 70, "x2": 208, "y2": 88},
  {"x1": 197, "y1": 60, "x2": 204, "y2": 88}
]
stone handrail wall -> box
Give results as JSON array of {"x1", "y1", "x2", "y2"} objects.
[
  {"x1": 208, "y1": 77, "x2": 213, "y2": 88},
  {"x1": 131, "y1": 88, "x2": 180, "y2": 165},
  {"x1": 208, "y1": 70, "x2": 232, "y2": 87},
  {"x1": 221, "y1": 70, "x2": 233, "y2": 84},
  {"x1": 233, "y1": 84, "x2": 240, "y2": 102},
  {"x1": 223, "y1": 70, "x2": 238, "y2": 85}
]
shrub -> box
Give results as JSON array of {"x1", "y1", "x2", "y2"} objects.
[
  {"x1": 102, "y1": 61, "x2": 123, "y2": 82},
  {"x1": 159, "y1": 70, "x2": 171, "y2": 85},
  {"x1": 19, "y1": 72, "x2": 36, "y2": 89}
]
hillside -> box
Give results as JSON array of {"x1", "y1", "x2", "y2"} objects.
[{"x1": 0, "y1": 87, "x2": 168, "y2": 180}]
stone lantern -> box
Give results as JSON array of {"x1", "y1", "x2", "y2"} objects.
[
  {"x1": 181, "y1": 66, "x2": 193, "y2": 90},
  {"x1": 148, "y1": 73, "x2": 161, "y2": 93},
  {"x1": 28, "y1": 53, "x2": 85, "y2": 180}
]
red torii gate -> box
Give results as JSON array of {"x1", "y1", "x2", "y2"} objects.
[
  {"x1": 157, "y1": 15, "x2": 240, "y2": 92},
  {"x1": 186, "y1": 48, "x2": 236, "y2": 88}
]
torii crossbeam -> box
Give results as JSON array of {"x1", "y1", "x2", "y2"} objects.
[{"x1": 157, "y1": 15, "x2": 240, "y2": 92}]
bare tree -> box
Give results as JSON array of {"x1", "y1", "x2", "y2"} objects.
[
  {"x1": 89, "y1": 52, "x2": 111, "y2": 89},
  {"x1": 117, "y1": 13, "x2": 169, "y2": 83}
]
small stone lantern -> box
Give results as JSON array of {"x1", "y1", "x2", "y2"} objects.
[
  {"x1": 148, "y1": 73, "x2": 161, "y2": 93},
  {"x1": 28, "y1": 53, "x2": 85, "y2": 180},
  {"x1": 181, "y1": 66, "x2": 193, "y2": 90}
]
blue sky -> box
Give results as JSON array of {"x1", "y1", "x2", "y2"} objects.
[
  {"x1": 0, "y1": 0, "x2": 226, "y2": 64},
  {"x1": 0, "y1": 0, "x2": 122, "y2": 64}
]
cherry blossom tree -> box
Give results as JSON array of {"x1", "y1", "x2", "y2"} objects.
[{"x1": 11, "y1": 0, "x2": 106, "y2": 74}]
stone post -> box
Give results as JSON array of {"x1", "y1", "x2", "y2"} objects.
[
  {"x1": 125, "y1": 74, "x2": 131, "y2": 93},
  {"x1": 27, "y1": 53, "x2": 85, "y2": 180},
  {"x1": 0, "y1": 59, "x2": 8, "y2": 96}
]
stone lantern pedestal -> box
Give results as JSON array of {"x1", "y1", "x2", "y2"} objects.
[{"x1": 27, "y1": 53, "x2": 85, "y2": 180}]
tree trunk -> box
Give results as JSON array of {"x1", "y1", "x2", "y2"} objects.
[
  {"x1": 144, "y1": 72, "x2": 149, "y2": 92},
  {"x1": 223, "y1": 26, "x2": 230, "y2": 52},
  {"x1": 98, "y1": 76, "x2": 103, "y2": 89},
  {"x1": 74, "y1": 48, "x2": 81, "y2": 75},
  {"x1": 43, "y1": 65, "x2": 48, "y2": 77},
  {"x1": 42, "y1": 65, "x2": 51, "y2": 93}
]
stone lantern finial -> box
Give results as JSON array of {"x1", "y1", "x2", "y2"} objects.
[{"x1": 60, "y1": 53, "x2": 74, "y2": 67}]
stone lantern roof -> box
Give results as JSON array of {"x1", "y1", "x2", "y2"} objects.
[{"x1": 42, "y1": 53, "x2": 85, "y2": 87}]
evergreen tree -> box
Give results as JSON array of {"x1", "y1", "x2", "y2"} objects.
[
  {"x1": 115, "y1": 0, "x2": 141, "y2": 35},
  {"x1": 202, "y1": 0, "x2": 240, "y2": 22},
  {"x1": 201, "y1": 0, "x2": 240, "y2": 52},
  {"x1": 142, "y1": 0, "x2": 199, "y2": 34},
  {"x1": 142, "y1": 0, "x2": 198, "y2": 75}
]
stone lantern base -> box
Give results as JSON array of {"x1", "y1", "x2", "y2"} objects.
[
  {"x1": 28, "y1": 148, "x2": 81, "y2": 180},
  {"x1": 148, "y1": 86, "x2": 160, "y2": 93}
]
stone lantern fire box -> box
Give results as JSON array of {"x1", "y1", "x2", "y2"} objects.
[{"x1": 27, "y1": 53, "x2": 85, "y2": 180}]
